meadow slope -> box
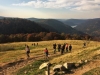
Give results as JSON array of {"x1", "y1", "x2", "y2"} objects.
[{"x1": 0, "y1": 40, "x2": 100, "y2": 75}]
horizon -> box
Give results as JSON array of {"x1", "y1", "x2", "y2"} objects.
[
  {"x1": 1, "y1": 15, "x2": 100, "y2": 20},
  {"x1": 0, "y1": 0, "x2": 100, "y2": 19},
  {"x1": 0, "y1": 15, "x2": 100, "y2": 20}
]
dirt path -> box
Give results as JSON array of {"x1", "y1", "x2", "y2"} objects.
[
  {"x1": 0, "y1": 52, "x2": 60, "y2": 75},
  {"x1": 67, "y1": 60, "x2": 100, "y2": 75}
]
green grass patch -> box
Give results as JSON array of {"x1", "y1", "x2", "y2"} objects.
[
  {"x1": 82, "y1": 67, "x2": 100, "y2": 75},
  {"x1": 15, "y1": 60, "x2": 48, "y2": 75}
]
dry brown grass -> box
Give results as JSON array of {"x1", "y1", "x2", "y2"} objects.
[
  {"x1": 0, "y1": 40, "x2": 100, "y2": 66},
  {"x1": 49, "y1": 40, "x2": 100, "y2": 64}
]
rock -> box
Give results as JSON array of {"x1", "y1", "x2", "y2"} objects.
[
  {"x1": 24, "y1": 70, "x2": 27, "y2": 74},
  {"x1": 78, "y1": 60, "x2": 84, "y2": 64},
  {"x1": 30, "y1": 64, "x2": 32, "y2": 67},
  {"x1": 39, "y1": 62, "x2": 50, "y2": 69},
  {"x1": 45, "y1": 71, "x2": 48, "y2": 75},
  {"x1": 75, "y1": 63, "x2": 80, "y2": 67},
  {"x1": 53, "y1": 65, "x2": 63, "y2": 72},
  {"x1": 63, "y1": 63, "x2": 68, "y2": 69},
  {"x1": 63, "y1": 62, "x2": 75, "y2": 69},
  {"x1": 45, "y1": 70, "x2": 54, "y2": 75},
  {"x1": 84, "y1": 60, "x2": 88, "y2": 63},
  {"x1": 78, "y1": 60, "x2": 88, "y2": 64}
]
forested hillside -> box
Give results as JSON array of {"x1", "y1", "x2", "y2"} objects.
[
  {"x1": 0, "y1": 18, "x2": 49, "y2": 34},
  {"x1": 33, "y1": 19, "x2": 84, "y2": 34},
  {"x1": 75, "y1": 18, "x2": 100, "y2": 36},
  {"x1": 61, "y1": 19, "x2": 87, "y2": 26},
  {"x1": 0, "y1": 18, "x2": 90, "y2": 43}
]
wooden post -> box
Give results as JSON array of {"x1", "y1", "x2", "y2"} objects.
[{"x1": 47, "y1": 63, "x2": 50, "y2": 75}]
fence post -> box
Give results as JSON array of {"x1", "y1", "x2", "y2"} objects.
[{"x1": 47, "y1": 63, "x2": 50, "y2": 75}]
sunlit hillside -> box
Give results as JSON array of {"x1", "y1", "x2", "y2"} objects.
[{"x1": 0, "y1": 40, "x2": 100, "y2": 75}]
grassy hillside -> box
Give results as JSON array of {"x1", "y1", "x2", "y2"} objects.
[{"x1": 0, "y1": 40, "x2": 100, "y2": 75}]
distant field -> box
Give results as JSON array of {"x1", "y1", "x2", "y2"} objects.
[{"x1": 0, "y1": 40, "x2": 100, "y2": 75}]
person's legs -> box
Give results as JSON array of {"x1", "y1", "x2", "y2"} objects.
[
  {"x1": 27, "y1": 51, "x2": 30, "y2": 59},
  {"x1": 69, "y1": 49, "x2": 71, "y2": 52},
  {"x1": 54, "y1": 49, "x2": 56, "y2": 54},
  {"x1": 66, "y1": 48, "x2": 68, "y2": 52},
  {"x1": 46, "y1": 53, "x2": 48, "y2": 59},
  {"x1": 61, "y1": 49, "x2": 63, "y2": 55}
]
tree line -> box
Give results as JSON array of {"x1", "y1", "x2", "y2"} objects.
[{"x1": 0, "y1": 32, "x2": 93, "y2": 43}]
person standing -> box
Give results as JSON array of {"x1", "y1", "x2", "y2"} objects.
[
  {"x1": 61, "y1": 43, "x2": 65, "y2": 55},
  {"x1": 25, "y1": 45, "x2": 30, "y2": 59},
  {"x1": 69, "y1": 44, "x2": 72, "y2": 52},
  {"x1": 58, "y1": 44, "x2": 61, "y2": 52},
  {"x1": 34, "y1": 43, "x2": 35, "y2": 46},
  {"x1": 37, "y1": 43, "x2": 38, "y2": 46},
  {"x1": 53, "y1": 43, "x2": 56, "y2": 54},
  {"x1": 65, "y1": 43, "x2": 68, "y2": 52},
  {"x1": 83, "y1": 42, "x2": 86, "y2": 48}
]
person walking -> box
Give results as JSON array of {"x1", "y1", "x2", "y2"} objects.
[
  {"x1": 69, "y1": 44, "x2": 72, "y2": 52},
  {"x1": 44, "y1": 48, "x2": 49, "y2": 59},
  {"x1": 25, "y1": 45, "x2": 30, "y2": 59}
]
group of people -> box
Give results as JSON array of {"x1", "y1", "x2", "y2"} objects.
[
  {"x1": 25, "y1": 43, "x2": 72, "y2": 59},
  {"x1": 44, "y1": 43, "x2": 72, "y2": 59},
  {"x1": 53, "y1": 43, "x2": 72, "y2": 55},
  {"x1": 32, "y1": 43, "x2": 38, "y2": 46}
]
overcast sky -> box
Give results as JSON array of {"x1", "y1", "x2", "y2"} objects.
[{"x1": 0, "y1": 0, "x2": 100, "y2": 19}]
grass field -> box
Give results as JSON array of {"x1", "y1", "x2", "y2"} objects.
[{"x1": 0, "y1": 40, "x2": 100, "y2": 75}]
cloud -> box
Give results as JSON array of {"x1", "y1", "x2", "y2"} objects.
[{"x1": 12, "y1": 0, "x2": 100, "y2": 11}]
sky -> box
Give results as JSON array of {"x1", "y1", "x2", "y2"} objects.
[{"x1": 0, "y1": 0, "x2": 100, "y2": 19}]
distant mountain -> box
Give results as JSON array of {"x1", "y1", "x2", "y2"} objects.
[
  {"x1": 34, "y1": 19, "x2": 84, "y2": 34},
  {"x1": 0, "y1": 18, "x2": 49, "y2": 34},
  {"x1": 60, "y1": 19, "x2": 87, "y2": 26},
  {"x1": 27, "y1": 18, "x2": 38, "y2": 21},
  {"x1": 0, "y1": 17, "x2": 87, "y2": 35},
  {"x1": 0, "y1": 16, "x2": 4, "y2": 19},
  {"x1": 75, "y1": 18, "x2": 100, "y2": 36}
]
